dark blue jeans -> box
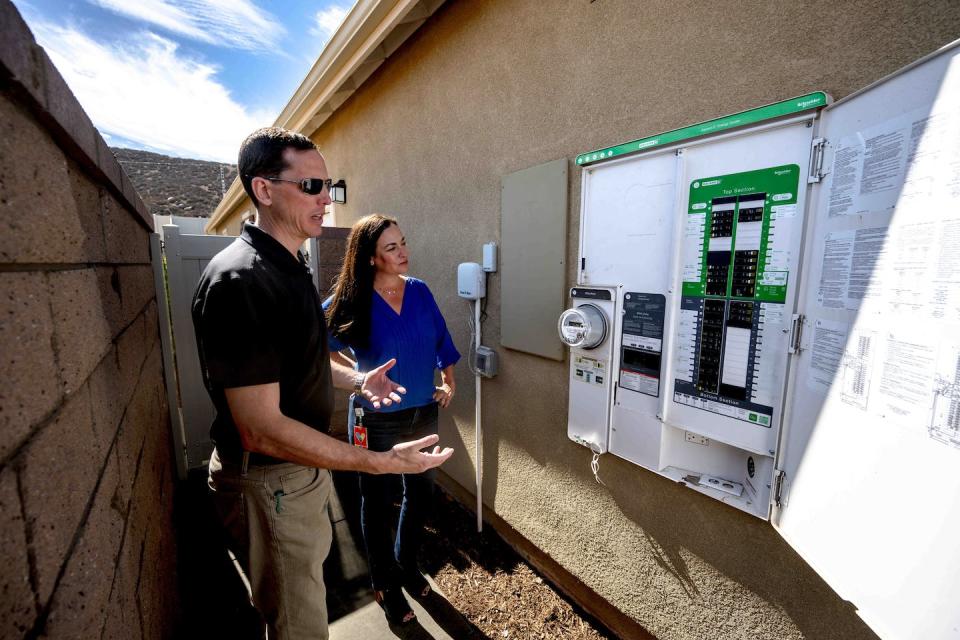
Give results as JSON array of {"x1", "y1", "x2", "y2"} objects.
[{"x1": 358, "y1": 402, "x2": 438, "y2": 591}]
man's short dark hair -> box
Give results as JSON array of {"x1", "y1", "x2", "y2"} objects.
[{"x1": 238, "y1": 127, "x2": 318, "y2": 208}]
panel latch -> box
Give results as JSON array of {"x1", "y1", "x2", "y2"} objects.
[
  {"x1": 808, "y1": 137, "x2": 827, "y2": 183},
  {"x1": 788, "y1": 314, "x2": 804, "y2": 354},
  {"x1": 774, "y1": 469, "x2": 786, "y2": 507}
]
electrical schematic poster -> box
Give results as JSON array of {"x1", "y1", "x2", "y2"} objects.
[
  {"x1": 805, "y1": 103, "x2": 960, "y2": 450},
  {"x1": 674, "y1": 165, "x2": 800, "y2": 425}
]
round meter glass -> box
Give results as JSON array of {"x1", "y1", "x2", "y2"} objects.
[{"x1": 557, "y1": 303, "x2": 607, "y2": 349}]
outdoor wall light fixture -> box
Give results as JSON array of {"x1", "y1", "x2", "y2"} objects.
[{"x1": 331, "y1": 179, "x2": 347, "y2": 204}]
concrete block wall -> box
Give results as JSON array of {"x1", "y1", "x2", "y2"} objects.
[
  {"x1": 314, "y1": 227, "x2": 352, "y2": 437},
  {"x1": 0, "y1": 2, "x2": 178, "y2": 638},
  {"x1": 315, "y1": 227, "x2": 350, "y2": 297}
]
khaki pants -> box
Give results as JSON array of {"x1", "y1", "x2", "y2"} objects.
[{"x1": 208, "y1": 448, "x2": 333, "y2": 639}]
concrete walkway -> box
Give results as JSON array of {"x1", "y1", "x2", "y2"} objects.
[{"x1": 330, "y1": 576, "x2": 484, "y2": 640}]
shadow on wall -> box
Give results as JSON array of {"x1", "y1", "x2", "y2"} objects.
[{"x1": 603, "y1": 464, "x2": 873, "y2": 639}]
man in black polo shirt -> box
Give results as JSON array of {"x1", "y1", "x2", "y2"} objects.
[{"x1": 192, "y1": 127, "x2": 453, "y2": 639}]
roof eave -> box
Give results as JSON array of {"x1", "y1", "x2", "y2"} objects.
[{"x1": 207, "y1": 0, "x2": 445, "y2": 234}]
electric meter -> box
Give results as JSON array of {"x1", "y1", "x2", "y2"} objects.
[
  {"x1": 558, "y1": 304, "x2": 607, "y2": 349},
  {"x1": 560, "y1": 286, "x2": 618, "y2": 453}
]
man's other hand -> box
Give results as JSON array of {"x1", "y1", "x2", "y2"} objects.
[
  {"x1": 381, "y1": 434, "x2": 454, "y2": 473},
  {"x1": 361, "y1": 358, "x2": 407, "y2": 408}
]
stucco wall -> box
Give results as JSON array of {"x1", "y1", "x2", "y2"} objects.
[
  {"x1": 0, "y1": 2, "x2": 179, "y2": 637},
  {"x1": 306, "y1": 1, "x2": 960, "y2": 638}
]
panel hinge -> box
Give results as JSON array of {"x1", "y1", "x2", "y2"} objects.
[
  {"x1": 773, "y1": 469, "x2": 786, "y2": 507},
  {"x1": 808, "y1": 137, "x2": 826, "y2": 183},
  {"x1": 788, "y1": 313, "x2": 804, "y2": 354}
]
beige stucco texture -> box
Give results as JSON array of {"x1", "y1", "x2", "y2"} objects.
[{"x1": 308, "y1": 1, "x2": 960, "y2": 638}]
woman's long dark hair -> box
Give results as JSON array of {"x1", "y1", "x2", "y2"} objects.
[{"x1": 326, "y1": 214, "x2": 398, "y2": 348}]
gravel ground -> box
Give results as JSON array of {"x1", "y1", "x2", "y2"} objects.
[{"x1": 421, "y1": 493, "x2": 615, "y2": 640}]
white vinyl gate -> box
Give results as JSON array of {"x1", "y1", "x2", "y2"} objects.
[{"x1": 151, "y1": 223, "x2": 322, "y2": 478}]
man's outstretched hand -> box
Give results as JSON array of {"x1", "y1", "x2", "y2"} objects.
[
  {"x1": 360, "y1": 358, "x2": 407, "y2": 409},
  {"x1": 380, "y1": 434, "x2": 454, "y2": 474}
]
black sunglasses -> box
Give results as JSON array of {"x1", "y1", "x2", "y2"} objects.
[{"x1": 248, "y1": 174, "x2": 332, "y2": 195}]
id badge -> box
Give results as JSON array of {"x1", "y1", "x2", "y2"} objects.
[{"x1": 353, "y1": 425, "x2": 368, "y2": 449}]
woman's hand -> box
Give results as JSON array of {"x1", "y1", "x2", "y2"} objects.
[{"x1": 433, "y1": 383, "x2": 454, "y2": 408}]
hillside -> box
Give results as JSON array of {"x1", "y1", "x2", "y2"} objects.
[{"x1": 112, "y1": 147, "x2": 237, "y2": 218}]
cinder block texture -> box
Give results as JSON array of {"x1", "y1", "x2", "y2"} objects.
[
  {"x1": 88, "y1": 347, "x2": 125, "y2": 455},
  {"x1": 103, "y1": 527, "x2": 144, "y2": 640},
  {"x1": 0, "y1": 2, "x2": 178, "y2": 636},
  {"x1": 41, "y1": 453, "x2": 124, "y2": 639},
  {"x1": 316, "y1": 230, "x2": 349, "y2": 295},
  {"x1": 39, "y1": 48, "x2": 98, "y2": 167},
  {"x1": 102, "y1": 191, "x2": 150, "y2": 264},
  {"x1": 0, "y1": 2, "x2": 152, "y2": 232},
  {"x1": 116, "y1": 312, "x2": 148, "y2": 408},
  {"x1": 18, "y1": 388, "x2": 100, "y2": 606},
  {"x1": 68, "y1": 162, "x2": 106, "y2": 261},
  {"x1": 0, "y1": 271, "x2": 60, "y2": 461},
  {"x1": 0, "y1": 467, "x2": 36, "y2": 638},
  {"x1": 47, "y1": 269, "x2": 113, "y2": 396},
  {"x1": 0, "y1": 0, "x2": 45, "y2": 107},
  {"x1": 96, "y1": 136, "x2": 123, "y2": 196},
  {"x1": 93, "y1": 265, "x2": 156, "y2": 339},
  {"x1": 0, "y1": 98, "x2": 108, "y2": 264}
]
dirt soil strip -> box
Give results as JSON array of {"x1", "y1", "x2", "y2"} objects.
[{"x1": 421, "y1": 494, "x2": 616, "y2": 640}]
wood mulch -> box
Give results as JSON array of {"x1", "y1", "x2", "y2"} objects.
[{"x1": 420, "y1": 493, "x2": 615, "y2": 640}]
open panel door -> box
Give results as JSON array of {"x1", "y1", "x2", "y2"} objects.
[{"x1": 775, "y1": 42, "x2": 960, "y2": 639}]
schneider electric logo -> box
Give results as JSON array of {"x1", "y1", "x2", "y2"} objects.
[
  {"x1": 774, "y1": 169, "x2": 792, "y2": 176},
  {"x1": 796, "y1": 97, "x2": 821, "y2": 108},
  {"x1": 700, "y1": 179, "x2": 721, "y2": 187}
]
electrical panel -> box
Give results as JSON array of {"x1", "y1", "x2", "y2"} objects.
[
  {"x1": 567, "y1": 113, "x2": 813, "y2": 517},
  {"x1": 563, "y1": 42, "x2": 960, "y2": 640}
]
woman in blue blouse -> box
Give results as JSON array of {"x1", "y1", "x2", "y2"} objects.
[{"x1": 324, "y1": 214, "x2": 460, "y2": 625}]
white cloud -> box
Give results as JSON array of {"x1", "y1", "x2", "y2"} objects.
[
  {"x1": 87, "y1": 0, "x2": 285, "y2": 52},
  {"x1": 309, "y1": 5, "x2": 349, "y2": 46},
  {"x1": 33, "y1": 23, "x2": 274, "y2": 162}
]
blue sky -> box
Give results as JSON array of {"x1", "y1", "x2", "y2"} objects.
[{"x1": 11, "y1": 0, "x2": 354, "y2": 162}]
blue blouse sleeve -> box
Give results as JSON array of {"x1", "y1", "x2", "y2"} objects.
[
  {"x1": 321, "y1": 296, "x2": 347, "y2": 353},
  {"x1": 422, "y1": 282, "x2": 460, "y2": 369}
]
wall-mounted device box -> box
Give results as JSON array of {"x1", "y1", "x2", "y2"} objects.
[
  {"x1": 457, "y1": 262, "x2": 485, "y2": 300},
  {"x1": 561, "y1": 43, "x2": 960, "y2": 640},
  {"x1": 475, "y1": 345, "x2": 498, "y2": 377},
  {"x1": 482, "y1": 242, "x2": 498, "y2": 272}
]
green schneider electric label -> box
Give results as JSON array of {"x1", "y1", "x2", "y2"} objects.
[
  {"x1": 576, "y1": 92, "x2": 827, "y2": 166},
  {"x1": 682, "y1": 165, "x2": 800, "y2": 303}
]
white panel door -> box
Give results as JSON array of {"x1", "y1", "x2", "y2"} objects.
[
  {"x1": 776, "y1": 41, "x2": 960, "y2": 640},
  {"x1": 579, "y1": 150, "x2": 680, "y2": 468}
]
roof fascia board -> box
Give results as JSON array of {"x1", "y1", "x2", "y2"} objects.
[
  {"x1": 275, "y1": 0, "x2": 393, "y2": 128},
  {"x1": 284, "y1": 0, "x2": 423, "y2": 133}
]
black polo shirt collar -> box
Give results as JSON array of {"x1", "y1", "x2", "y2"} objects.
[{"x1": 241, "y1": 223, "x2": 310, "y2": 274}]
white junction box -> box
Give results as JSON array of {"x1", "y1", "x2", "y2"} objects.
[
  {"x1": 560, "y1": 42, "x2": 960, "y2": 640},
  {"x1": 457, "y1": 262, "x2": 484, "y2": 299}
]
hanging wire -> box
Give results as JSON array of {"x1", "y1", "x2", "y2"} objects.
[
  {"x1": 465, "y1": 302, "x2": 481, "y2": 376},
  {"x1": 589, "y1": 441, "x2": 606, "y2": 486}
]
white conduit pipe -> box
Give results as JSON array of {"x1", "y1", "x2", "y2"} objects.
[{"x1": 474, "y1": 297, "x2": 483, "y2": 533}]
